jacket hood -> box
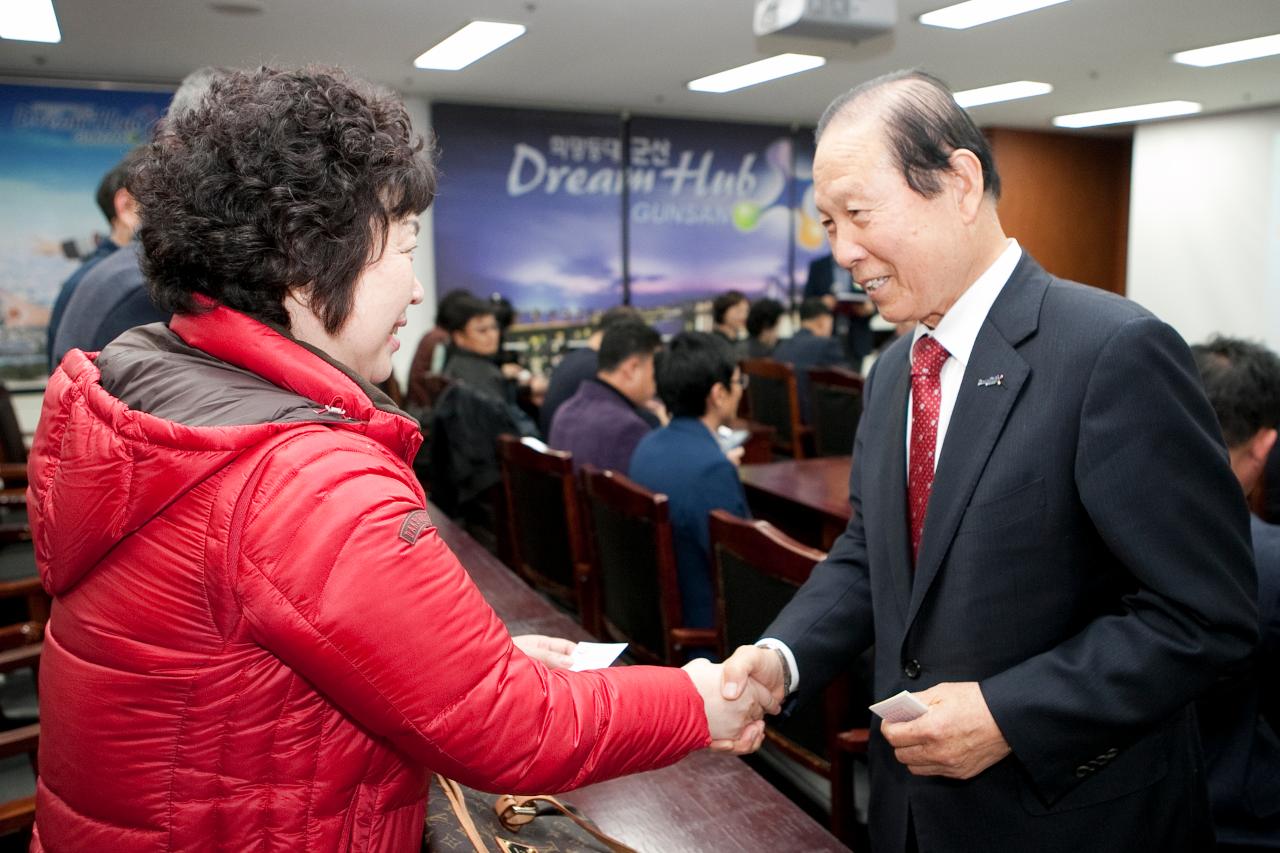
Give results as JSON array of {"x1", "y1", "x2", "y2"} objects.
[{"x1": 29, "y1": 305, "x2": 422, "y2": 595}]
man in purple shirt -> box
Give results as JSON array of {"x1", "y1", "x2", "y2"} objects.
[{"x1": 548, "y1": 320, "x2": 662, "y2": 473}]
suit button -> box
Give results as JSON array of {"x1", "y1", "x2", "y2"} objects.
[
  {"x1": 903, "y1": 660, "x2": 921, "y2": 679},
  {"x1": 1075, "y1": 765, "x2": 1092, "y2": 778}
]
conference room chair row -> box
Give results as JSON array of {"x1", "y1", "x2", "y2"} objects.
[
  {"x1": 739, "y1": 359, "x2": 863, "y2": 459},
  {"x1": 495, "y1": 434, "x2": 868, "y2": 846}
]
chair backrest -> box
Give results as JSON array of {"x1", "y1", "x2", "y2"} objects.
[
  {"x1": 807, "y1": 367, "x2": 864, "y2": 458},
  {"x1": 741, "y1": 358, "x2": 806, "y2": 458},
  {"x1": 0, "y1": 640, "x2": 40, "y2": 841},
  {"x1": 708, "y1": 509, "x2": 834, "y2": 764},
  {"x1": 0, "y1": 385, "x2": 25, "y2": 466},
  {"x1": 578, "y1": 465, "x2": 683, "y2": 664},
  {"x1": 497, "y1": 435, "x2": 588, "y2": 609}
]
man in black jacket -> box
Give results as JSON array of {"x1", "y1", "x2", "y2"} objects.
[{"x1": 1193, "y1": 336, "x2": 1280, "y2": 853}]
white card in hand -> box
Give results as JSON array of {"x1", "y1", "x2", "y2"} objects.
[
  {"x1": 569, "y1": 642, "x2": 628, "y2": 672},
  {"x1": 869, "y1": 690, "x2": 929, "y2": 723}
]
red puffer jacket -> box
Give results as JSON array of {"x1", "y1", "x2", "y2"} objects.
[{"x1": 27, "y1": 305, "x2": 709, "y2": 852}]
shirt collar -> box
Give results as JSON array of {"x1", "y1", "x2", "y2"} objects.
[
  {"x1": 587, "y1": 376, "x2": 643, "y2": 413},
  {"x1": 912, "y1": 239, "x2": 1022, "y2": 368}
]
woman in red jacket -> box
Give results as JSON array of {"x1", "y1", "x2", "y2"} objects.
[{"x1": 27, "y1": 66, "x2": 771, "y2": 852}]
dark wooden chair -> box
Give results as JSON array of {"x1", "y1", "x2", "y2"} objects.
[
  {"x1": 0, "y1": 384, "x2": 29, "y2": 520},
  {"x1": 709, "y1": 509, "x2": 869, "y2": 848},
  {"x1": 0, "y1": 642, "x2": 41, "y2": 843},
  {"x1": 497, "y1": 435, "x2": 592, "y2": 623},
  {"x1": 807, "y1": 367, "x2": 864, "y2": 458},
  {"x1": 741, "y1": 358, "x2": 809, "y2": 459},
  {"x1": 578, "y1": 466, "x2": 716, "y2": 664}
]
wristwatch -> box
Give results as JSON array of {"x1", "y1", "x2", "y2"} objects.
[{"x1": 772, "y1": 647, "x2": 792, "y2": 697}]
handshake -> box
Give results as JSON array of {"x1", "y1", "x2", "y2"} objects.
[
  {"x1": 515, "y1": 635, "x2": 789, "y2": 756},
  {"x1": 683, "y1": 645, "x2": 788, "y2": 755}
]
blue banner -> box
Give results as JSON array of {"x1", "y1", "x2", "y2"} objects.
[
  {"x1": 432, "y1": 103, "x2": 624, "y2": 325},
  {"x1": 627, "y1": 115, "x2": 795, "y2": 310},
  {"x1": 0, "y1": 83, "x2": 171, "y2": 378},
  {"x1": 791, "y1": 129, "x2": 832, "y2": 297}
]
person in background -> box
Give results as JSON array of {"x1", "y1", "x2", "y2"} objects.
[
  {"x1": 711, "y1": 290, "x2": 749, "y2": 359},
  {"x1": 47, "y1": 148, "x2": 142, "y2": 372},
  {"x1": 549, "y1": 320, "x2": 663, "y2": 473},
  {"x1": 630, "y1": 332, "x2": 750, "y2": 631},
  {"x1": 805, "y1": 251, "x2": 878, "y2": 366},
  {"x1": 745, "y1": 297, "x2": 785, "y2": 359},
  {"x1": 540, "y1": 305, "x2": 647, "y2": 435},
  {"x1": 772, "y1": 296, "x2": 849, "y2": 422},
  {"x1": 51, "y1": 68, "x2": 228, "y2": 367},
  {"x1": 488, "y1": 293, "x2": 549, "y2": 416},
  {"x1": 27, "y1": 65, "x2": 773, "y2": 852},
  {"x1": 720, "y1": 69, "x2": 1256, "y2": 853},
  {"x1": 405, "y1": 288, "x2": 470, "y2": 411},
  {"x1": 1192, "y1": 336, "x2": 1280, "y2": 853},
  {"x1": 441, "y1": 294, "x2": 511, "y2": 404}
]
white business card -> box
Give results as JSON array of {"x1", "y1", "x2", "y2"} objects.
[
  {"x1": 569, "y1": 642, "x2": 628, "y2": 672},
  {"x1": 869, "y1": 690, "x2": 930, "y2": 723}
]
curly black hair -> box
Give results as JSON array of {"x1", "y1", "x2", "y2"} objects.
[{"x1": 131, "y1": 65, "x2": 436, "y2": 333}]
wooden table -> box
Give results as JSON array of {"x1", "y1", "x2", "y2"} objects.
[
  {"x1": 738, "y1": 456, "x2": 852, "y2": 551},
  {"x1": 431, "y1": 502, "x2": 851, "y2": 853}
]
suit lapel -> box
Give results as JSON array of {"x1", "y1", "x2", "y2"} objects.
[
  {"x1": 863, "y1": 340, "x2": 914, "y2": 617},
  {"x1": 903, "y1": 254, "x2": 1049, "y2": 631}
]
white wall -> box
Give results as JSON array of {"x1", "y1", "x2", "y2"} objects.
[
  {"x1": 392, "y1": 96, "x2": 438, "y2": 390},
  {"x1": 1127, "y1": 106, "x2": 1280, "y2": 350}
]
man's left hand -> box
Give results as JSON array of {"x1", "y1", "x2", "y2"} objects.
[{"x1": 880, "y1": 682, "x2": 1011, "y2": 779}]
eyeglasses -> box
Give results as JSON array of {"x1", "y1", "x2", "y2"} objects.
[{"x1": 732, "y1": 374, "x2": 749, "y2": 390}]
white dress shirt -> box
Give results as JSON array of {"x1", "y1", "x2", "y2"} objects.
[
  {"x1": 760, "y1": 239, "x2": 1023, "y2": 696},
  {"x1": 907, "y1": 239, "x2": 1022, "y2": 473}
]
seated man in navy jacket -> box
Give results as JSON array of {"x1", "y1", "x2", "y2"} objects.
[
  {"x1": 772, "y1": 296, "x2": 849, "y2": 422},
  {"x1": 630, "y1": 332, "x2": 749, "y2": 630},
  {"x1": 548, "y1": 320, "x2": 662, "y2": 473},
  {"x1": 1192, "y1": 336, "x2": 1280, "y2": 853}
]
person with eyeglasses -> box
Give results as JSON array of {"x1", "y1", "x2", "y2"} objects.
[{"x1": 630, "y1": 332, "x2": 752, "y2": 638}]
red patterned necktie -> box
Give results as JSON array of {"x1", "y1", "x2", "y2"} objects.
[{"x1": 908, "y1": 335, "x2": 950, "y2": 564}]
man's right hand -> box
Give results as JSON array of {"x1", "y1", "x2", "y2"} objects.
[
  {"x1": 720, "y1": 644, "x2": 787, "y2": 706},
  {"x1": 682, "y1": 658, "x2": 779, "y2": 754}
]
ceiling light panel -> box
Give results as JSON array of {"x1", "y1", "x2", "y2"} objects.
[
  {"x1": 414, "y1": 21, "x2": 526, "y2": 71},
  {"x1": 919, "y1": 0, "x2": 1069, "y2": 30},
  {"x1": 953, "y1": 80, "x2": 1053, "y2": 108},
  {"x1": 1052, "y1": 100, "x2": 1202, "y2": 129},
  {"x1": 688, "y1": 53, "x2": 826, "y2": 94},
  {"x1": 0, "y1": 0, "x2": 61, "y2": 43},
  {"x1": 1172, "y1": 33, "x2": 1280, "y2": 67}
]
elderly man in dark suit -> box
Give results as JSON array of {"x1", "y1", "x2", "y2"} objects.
[{"x1": 717, "y1": 70, "x2": 1257, "y2": 852}]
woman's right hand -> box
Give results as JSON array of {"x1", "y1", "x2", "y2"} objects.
[{"x1": 682, "y1": 658, "x2": 775, "y2": 754}]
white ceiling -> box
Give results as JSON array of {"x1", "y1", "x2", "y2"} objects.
[{"x1": 1, "y1": 0, "x2": 1279, "y2": 131}]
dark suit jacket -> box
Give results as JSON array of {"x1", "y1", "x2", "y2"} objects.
[
  {"x1": 771, "y1": 328, "x2": 848, "y2": 423},
  {"x1": 805, "y1": 254, "x2": 875, "y2": 364},
  {"x1": 52, "y1": 242, "x2": 167, "y2": 366},
  {"x1": 629, "y1": 418, "x2": 750, "y2": 628},
  {"x1": 47, "y1": 237, "x2": 120, "y2": 371},
  {"x1": 767, "y1": 253, "x2": 1258, "y2": 852},
  {"x1": 1197, "y1": 514, "x2": 1280, "y2": 849}
]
